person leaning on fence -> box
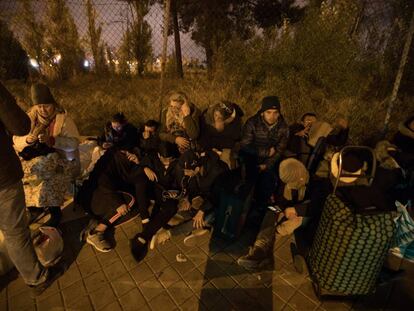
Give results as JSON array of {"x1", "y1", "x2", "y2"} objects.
[
  {"x1": 239, "y1": 96, "x2": 289, "y2": 213},
  {"x1": 0, "y1": 81, "x2": 64, "y2": 295},
  {"x1": 13, "y1": 83, "x2": 80, "y2": 228},
  {"x1": 237, "y1": 158, "x2": 309, "y2": 270},
  {"x1": 159, "y1": 91, "x2": 201, "y2": 154},
  {"x1": 199, "y1": 100, "x2": 244, "y2": 169}
]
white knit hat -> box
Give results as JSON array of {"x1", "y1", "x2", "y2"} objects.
[{"x1": 279, "y1": 158, "x2": 309, "y2": 187}]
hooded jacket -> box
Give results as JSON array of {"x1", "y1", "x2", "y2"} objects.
[
  {"x1": 240, "y1": 112, "x2": 289, "y2": 168},
  {"x1": 0, "y1": 82, "x2": 31, "y2": 189}
]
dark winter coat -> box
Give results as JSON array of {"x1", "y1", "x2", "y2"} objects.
[
  {"x1": 240, "y1": 113, "x2": 289, "y2": 168},
  {"x1": 99, "y1": 122, "x2": 139, "y2": 152},
  {"x1": 140, "y1": 154, "x2": 179, "y2": 191},
  {"x1": 138, "y1": 127, "x2": 160, "y2": 158},
  {"x1": 199, "y1": 103, "x2": 244, "y2": 150},
  {"x1": 392, "y1": 122, "x2": 414, "y2": 170},
  {"x1": 0, "y1": 82, "x2": 31, "y2": 189}
]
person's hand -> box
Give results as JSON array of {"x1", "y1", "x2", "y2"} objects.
[
  {"x1": 268, "y1": 147, "x2": 276, "y2": 157},
  {"x1": 181, "y1": 102, "x2": 191, "y2": 117},
  {"x1": 38, "y1": 133, "x2": 52, "y2": 145},
  {"x1": 212, "y1": 148, "x2": 222, "y2": 156},
  {"x1": 336, "y1": 117, "x2": 348, "y2": 129},
  {"x1": 26, "y1": 133, "x2": 38, "y2": 144},
  {"x1": 284, "y1": 207, "x2": 297, "y2": 219},
  {"x1": 178, "y1": 197, "x2": 191, "y2": 211},
  {"x1": 121, "y1": 151, "x2": 139, "y2": 164},
  {"x1": 102, "y1": 142, "x2": 113, "y2": 149},
  {"x1": 184, "y1": 166, "x2": 200, "y2": 177},
  {"x1": 193, "y1": 210, "x2": 205, "y2": 229},
  {"x1": 144, "y1": 167, "x2": 158, "y2": 182},
  {"x1": 258, "y1": 164, "x2": 267, "y2": 171},
  {"x1": 116, "y1": 204, "x2": 129, "y2": 216},
  {"x1": 175, "y1": 136, "x2": 190, "y2": 149}
]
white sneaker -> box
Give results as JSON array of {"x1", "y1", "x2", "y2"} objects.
[
  {"x1": 86, "y1": 231, "x2": 112, "y2": 253},
  {"x1": 150, "y1": 228, "x2": 172, "y2": 250},
  {"x1": 183, "y1": 228, "x2": 210, "y2": 247}
]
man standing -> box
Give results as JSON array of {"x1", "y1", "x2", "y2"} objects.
[
  {"x1": 0, "y1": 82, "x2": 61, "y2": 295},
  {"x1": 239, "y1": 96, "x2": 289, "y2": 212}
]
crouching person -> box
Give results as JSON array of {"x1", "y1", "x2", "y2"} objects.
[
  {"x1": 237, "y1": 158, "x2": 309, "y2": 270},
  {"x1": 13, "y1": 83, "x2": 80, "y2": 227},
  {"x1": 0, "y1": 82, "x2": 64, "y2": 295}
]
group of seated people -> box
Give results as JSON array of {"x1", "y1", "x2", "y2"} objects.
[{"x1": 12, "y1": 83, "x2": 414, "y2": 269}]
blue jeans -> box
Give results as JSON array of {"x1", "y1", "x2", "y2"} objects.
[{"x1": 0, "y1": 181, "x2": 45, "y2": 285}]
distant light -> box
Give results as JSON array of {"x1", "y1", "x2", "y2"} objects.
[
  {"x1": 53, "y1": 54, "x2": 62, "y2": 64},
  {"x1": 84, "y1": 60, "x2": 90, "y2": 68},
  {"x1": 29, "y1": 58, "x2": 39, "y2": 68}
]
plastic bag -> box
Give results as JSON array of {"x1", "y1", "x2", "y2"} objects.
[{"x1": 33, "y1": 226, "x2": 64, "y2": 267}]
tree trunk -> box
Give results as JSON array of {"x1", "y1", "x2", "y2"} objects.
[{"x1": 171, "y1": 0, "x2": 183, "y2": 78}]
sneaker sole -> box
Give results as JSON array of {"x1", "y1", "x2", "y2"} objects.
[
  {"x1": 183, "y1": 230, "x2": 209, "y2": 247},
  {"x1": 237, "y1": 257, "x2": 271, "y2": 270},
  {"x1": 86, "y1": 237, "x2": 112, "y2": 253}
]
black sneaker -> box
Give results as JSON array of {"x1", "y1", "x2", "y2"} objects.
[
  {"x1": 29, "y1": 264, "x2": 65, "y2": 297},
  {"x1": 130, "y1": 234, "x2": 148, "y2": 263},
  {"x1": 237, "y1": 246, "x2": 271, "y2": 270}
]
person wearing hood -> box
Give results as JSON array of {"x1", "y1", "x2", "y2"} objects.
[
  {"x1": 0, "y1": 82, "x2": 63, "y2": 295},
  {"x1": 13, "y1": 83, "x2": 80, "y2": 227},
  {"x1": 239, "y1": 96, "x2": 289, "y2": 212},
  {"x1": 159, "y1": 91, "x2": 201, "y2": 153},
  {"x1": 199, "y1": 101, "x2": 244, "y2": 168}
]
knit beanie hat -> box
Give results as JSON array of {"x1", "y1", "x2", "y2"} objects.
[
  {"x1": 279, "y1": 158, "x2": 309, "y2": 187},
  {"x1": 31, "y1": 83, "x2": 57, "y2": 106},
  {"x1": 260, "y1": 96, "x2": 280, "y2": 113}
]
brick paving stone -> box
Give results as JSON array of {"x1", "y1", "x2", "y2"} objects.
[
  {"x1": 111, "y1": 272, "x2": 136, "y2": 297},
  {"x1": 0, "y1": 287, "x2": 8, "y2": 311},
  {"x1": 114, "y1": 228, "x2": 127, "y2": 241},
  {"x1": 288, "y1": 291, "x2": 319, "y2": 311},
  {"x1": 115, "y1": 238, "x2": 131, "y2": 257},
  {"x1": 8, "y1": 289, "x2": 35, "y2": 311},
  {"x1": 179, "y1": 296, "x2": 207, "y2": 311},
  {"x1": 279, "y1": 266, "x2": 307, "y2": 289},
  {"x1": 167, "y1": 280, "x2": 194, "y2": 306},
  {"x1": 66, "y1": 296, "x2": 94, "y2": 311},
  {"x1": 182, "y1": 268, "x2": 205, "y2": 295},
  {"x1": 103, "y1": 260, "x2": 127, "y2": 282},
  {"x1": 146, "y1": 252, "x2": 170, "y2": 274},
  {"x1": 272, "y1": 275, "x2": 297, "y2": 302},
  {"x1": 99, "y1": 300, "x2": 123, "y2": 311},
  {"x1": 119, "y1": 253, "x2": 139, "y2": 271},
  {"x1": 148, "y1": 291, "x2": 177, "y2": 311},
  {"x1": 119, "y1": 288, "x2": 147, "y2": 311},
  {"x1": 36, "y1": 292, "x2": 64, "y2": 311},
  {"x1": 282, "y1": 304, "x2": 297, "y2": 311},
  {"x1": 198, "y1": 281, "x2": 225, "y2": 310},
  {"x1": 186, "y1": 247, "x2": 209, "y2": 268},
  {"x1": 61, "y1": 279, "x2": 88, "y2": 307},
  {"x1": 89, "y1": 283, "x2": 117, "y2": 310},
  {"x1": 157, "y1": 266, "x2": 181, "y2": 289},
  {"x1": 139, "y1": 276, "x2": 165, "y2": 302},
  {"x1": 6, "y1": 276, "x2": 27, "y2": 298},
  {"x1": 84, "y1": 270, "x2": 108, "y2": 293},
  {"x1": 122, "y1": 225, "x2": 140, "y2": 239},
  {"x1": 96, "y1": 249, "x2": 120, "y2": 268},
  {"x1": 130, "y1": 262, "x2": 154, "y2": 285},
  {"x1": 320, "y1": 301, "x2": 352, "y2": 311},
  {"x1": 223, "y1": 261, "x2": 249, "y2": 285},
  {"x1": 277, "y1": 242, "x2": 294, "y2": 264},
  {"x1": 58, "y1": 263, "x2": 82, "y2": 289},
  {"x1": 76, "y1": 245, "x2": 97, "y2": 264},
  {"x1": 35, "y1": 281, "x2": 59, "y2": 301},
  {"x1": 220, "y1": 286, "x2": 259, "y2": 310},
  {"x1": 298, "y1": 280, "x2": 320, "y2": 304},
  {"x1": 202, "y1": 261, "x2": 225, "y2": 282},
  {"x1": 160, "y1": 244, "x2": 182, "y2": 264},
  {"x1": 170, "y1": 255, "x2": 196, "y2": 277},
  {"x1": 78, "y1": 256, "x2": 102, "y2": 278}
]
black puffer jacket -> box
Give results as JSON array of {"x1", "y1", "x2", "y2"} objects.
[
  {"x1": 0, "y1": 82, "x2": 31, "y2": 189},
  {"x1": 240, "y1": 113, "x2": 289, "y2": 168}
]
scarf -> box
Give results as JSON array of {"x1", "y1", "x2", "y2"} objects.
[{"x1": 27, "y1": 105, "x2": 58, "y2": 138}]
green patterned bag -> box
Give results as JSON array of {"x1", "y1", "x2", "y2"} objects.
[{"x1": 308, "y1": 194, "x2": 396, "y2": 296}]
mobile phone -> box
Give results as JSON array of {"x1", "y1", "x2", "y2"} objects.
[{"x1": 268, "y1": 205, "x2": 282, "y2": 213}]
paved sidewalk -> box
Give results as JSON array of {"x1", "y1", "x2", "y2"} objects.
[{"x1": 1, "y1": 211, "x2": 413, "y2": 311}]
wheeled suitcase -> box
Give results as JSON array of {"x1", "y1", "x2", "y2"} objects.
[
  {"x1": 213, "y1": 168, "x2": 255, "y2": 241},
  {"x1": 306, "y1": 146, "x2": 396, "y2": 297}
]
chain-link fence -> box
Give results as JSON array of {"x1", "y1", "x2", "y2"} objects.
[{"x1": 0, "y1": 0, "x2": 412, "y2": 136}]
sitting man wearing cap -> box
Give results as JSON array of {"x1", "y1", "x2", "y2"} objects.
[
  {"x1": 237, "y1": 158, "x2": 309, "y2": 269},
  {"x1": 239, "y1": 96, "x2": 289, "y2": 213}
]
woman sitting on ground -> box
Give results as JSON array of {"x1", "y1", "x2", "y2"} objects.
[{"x1": 13, "y1": 83, "x2": 80, "y2": 227}]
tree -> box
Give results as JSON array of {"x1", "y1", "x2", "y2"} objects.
[
  {"x1": 177, "y1": 0, "x2": 254, "y2": 78},
  {"x1": 85, "y1": 0, "x2": 107, "y2": 74},
  {"x1": 0, "y1": 20, "x2": 28, "y2": 80},
  {"x1": 13, "y1": 0, "x2": 44, "y2": 73},
  {"x1": 43, "y1": 0, "x2": 84, "y2": 79},
  {"x1": 252, "y1": 0, "x2": 305, "y2": 29}
]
